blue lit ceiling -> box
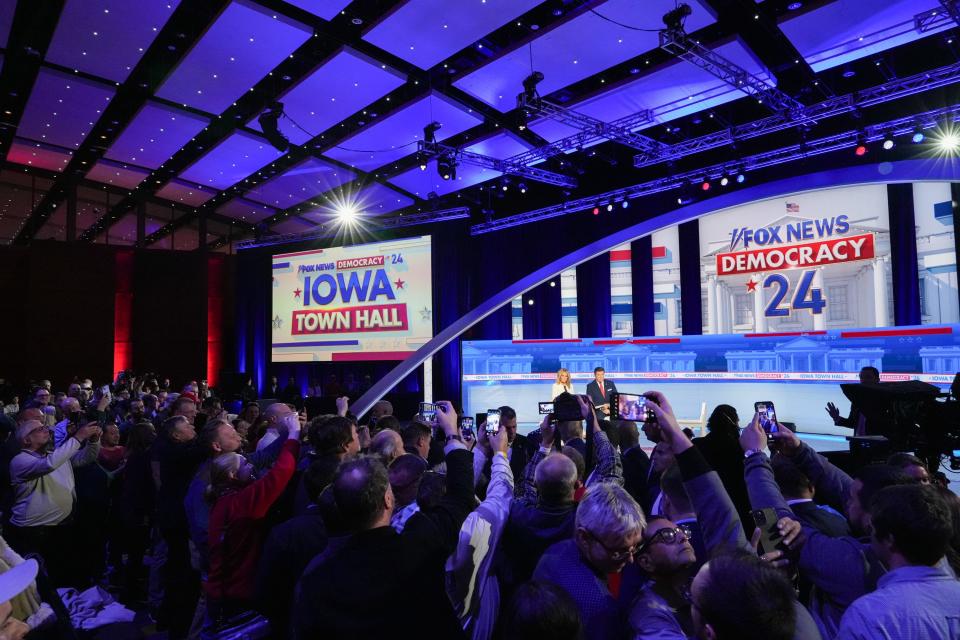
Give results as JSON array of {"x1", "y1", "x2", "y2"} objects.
[{"x1": 0, "y1": 0, "x2": 956, "y2": 248}]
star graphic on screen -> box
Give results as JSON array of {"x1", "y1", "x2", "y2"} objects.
[
  {"x1": 294, "y1": 288, "x2": 302, "y2": 299},
  {"x1": 419, "y1": 307, "x2": 432, "y2": 320},
  {"x1": 394, "y1": 279, "x2": 405, "y2": 290},
  {"x1": 746, "y1": 278, "x2": 758, "y2": 292},
  {"x1": 272, "y1": 315, "x2": 283, "y2": 330}
]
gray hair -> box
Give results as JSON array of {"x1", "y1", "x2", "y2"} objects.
[
  {"x1": 370, "y1": 429, "x2": 403, "y2": 461},
  {"x1": 575, "y1": 483, "x2": 646, "y2": 538}
]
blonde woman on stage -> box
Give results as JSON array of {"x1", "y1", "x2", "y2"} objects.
[{"x1": 552, "y1": 368, "x2": 573, "y2": 400}]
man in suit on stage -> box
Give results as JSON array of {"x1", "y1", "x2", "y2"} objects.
[{"x1": 585, "y1": 366, "x2": 617, "y2": 416}]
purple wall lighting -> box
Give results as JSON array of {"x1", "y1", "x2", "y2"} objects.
[
  {"x1": 178, "y1": 131, "x2": 285, "y2": 190},
  {"x1": 17, "y1": 69, "x2": 115, "y2": 149},
  {"x1": 45, "y1": 0, "x2": 181, "y2": 83},
  {"x1": 7, "y1": 140, "x2": 72, "y2": 173},
  {"x1": 244, "y1": 157, "x2": 356, "y2": 208},
  {"x1": 363, "y1": 0, "x2": 542, "y2": 70},
  {"x1": 106, "y1": 102, "x2": 208, "y2": 170},
  {"x1": 155, "y1": 180, "x2": 217, "y2": 207},
  {"x1": 282, "y1": 0, "x2": 351, "y2": 21},
  {"x1": 215, "y1": 197, "x2": 277, "y2": 223},
  {"x1": 86, "y1": 159, "x2": 150, "y2": 189},
  {"x1": 247, "y1": 49, "x2": 405, "y2": 146},
  {"x1": 155, "y1": 0, "x2": 312, "y2": 114},
  {"x1": 324, "y1": 93, "x2": 482, "y2": 172},
  {"x1": 454, "y1": 0, "x2": 716, "y2": 112},
  {"x1": 780, "y1": 0, "x2": 955, "y2": 72}
]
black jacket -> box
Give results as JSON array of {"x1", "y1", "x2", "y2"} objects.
[
  {"x1": 693, "y1": 431, "x2": 751, "y2": 533},
  {"x1": 498, "y1": 500, "x2": 576, "y2": 597},
  {"x1": 621, "y1": 445, "x2": 652, "y2": 507},
  {"x1": 585, "y1": 379, "x2": 617, "y2": 408},
  {"x1": 293, "y1": 447, "x2": 474, "y2": 639}
]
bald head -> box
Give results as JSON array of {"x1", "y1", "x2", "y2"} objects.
[
  {"x1": 370, "y1": 429, "x2": 404, "y2": 465},
  {"x1": 388, "y1": 453, "x2": 428, "y2": 508},
  {"x1": 61, "y1": 397, "x2": 80, "y2": 414},
  {"x1": 371, "y1": 400, "x2": 393, "y2": 420},
  {"x1": 535, "y1": 453, "x2": 578, "y2": 505},
  {"x1": 17, "y1": 408, "x2": 43, "y2": 425},
  {"x1": 264, "y1": 402, "x2": 294, "y2": 425}
]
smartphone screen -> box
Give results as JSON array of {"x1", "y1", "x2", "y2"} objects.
[
  {"x1": 755, "y1": 401, "x2": 779, "y2": 434},
  {"x1": 485, "y1": 409, "x2": 501, "y2": 435},
  {"x1": 539, "y1": 402, "x2": 554, "y2": 415},
  {"x1": 419, "y1": 402, "x2": 437, "y2": 422},
  {"x1": 459, "y1": 417, "x2": 475, "y2": 430},
  {"x1": 612, "y1": 393, "x2": 645, "y2": 421}
]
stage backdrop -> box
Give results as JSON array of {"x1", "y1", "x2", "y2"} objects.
[
  {"x1": 271, "y1": 236, "x2": 433, "y2": 362},
  {"x1": 461, "y1": 324, "x2": 960, "y2": 433}
]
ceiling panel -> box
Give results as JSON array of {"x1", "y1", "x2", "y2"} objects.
[
  {"x1": 17, "y1": 69, "x2": 115, "y2": 149},
  {"x1": 780, "y1": 0, "x2": 955, "y2": 72},
  {"x1": 45, "y1": 0, "x2": 181, "y2": 83},
  {"x1": 323, "y1": 93, "x2": 483, "y2": 171},
  {"x1": 86, "y1": 159, "x2": 150, "y2": 189},
  {"x1": 282, "y1": 0, "x2": 351, "y2": 21},
  {"x1": 178, "y1": 130, "x2": 285, "y2": 189},
  {"x1": 525, "y1": 39, "x2": 772, "y2": 147},
  {"x1": 363, "y1": 0, "x2": 541, "y2": 70},
  {"x1": 107, "y1": 211, "x2": 165, "y2": 244},
  {"x1": 155, "y1": 0, "x2": 313, "y2": 113},
  {"x1": 7, "y1": 140, "x2": 72, "y2": 173},
  {"x1": 215, "y1": 196, "x2": 276, "y2": 223},
  {"x1": 270, "y1": 216, "x2": 315, "y2": 234},
  {"x1": 464, "y1": 131, "x2": 532, "y2": 159},
  {"x1": 244, "y1": 157, "x2": 356, "y2": 207},
  {"x1": 453, "y1": 0, "x2": 716, "y2": 111},
  {"x1": 247, "y1": 48, "x2": 405, "y2": 145},
  {"x1": 105, "y1": 102, "x2": 208, "y2": 169},
  {"x1": 155, "y1": 179, "x2": 217, "y2": 206},
  {"x1": 388, "y1": 160, "x2": 499, "y2": 198}
]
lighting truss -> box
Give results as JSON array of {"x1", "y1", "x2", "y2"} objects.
[
  {"x1": 472, "y1": 104, "x2": 960, "y2": 235},
  {"x1": 417, "y1": 140, "x2": 577, "y2": 188},
  {"x1": 236, "y1": 206, "x2": 471, "y2": 250},
  {"x1": 634, "y1": 60, "x2": 960, "y2": 167},
  {"x1": 515, "y1": 93, "x2": 665, "y2": 156},
  {"x1": 916, "y1": 1, "x2": 960, "y2": 31},
  {"x1": 659, "y1": 28, "x2": 804, "y2": 114}
]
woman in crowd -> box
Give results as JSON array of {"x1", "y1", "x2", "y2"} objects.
[{"x1": 204, "y1": 412, "x2": 301, "y2": 622}]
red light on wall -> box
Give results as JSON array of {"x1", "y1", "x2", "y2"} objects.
[{"x1": 113, "y1": 251, "x2": 134, "y2": 379}]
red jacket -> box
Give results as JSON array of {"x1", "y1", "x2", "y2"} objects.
[{"x1": 205, "y1": 439, "x2": 300, "y2": 602}]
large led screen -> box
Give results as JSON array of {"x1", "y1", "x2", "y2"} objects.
[
  {"x1": 461, "y1": 325, "x2": 959, "y2": 433},
  {"x1": 699, "y1": 184, "x2": 893, "y2": 334},
  {"x1": 272, "y1": 236, "x2": 433, "y2": 362}
]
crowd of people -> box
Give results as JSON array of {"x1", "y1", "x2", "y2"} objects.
[{"x1": 0, "y1": 372, "x2": 957, "y2": 640}]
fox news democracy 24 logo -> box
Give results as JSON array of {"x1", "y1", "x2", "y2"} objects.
[{"x1": 715, "y1": 214, "x2": 875, "y2": 317}]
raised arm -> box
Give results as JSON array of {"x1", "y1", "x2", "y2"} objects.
[
  {"x1": 577, "y1": 395, "x2": 623, "y2": 486},
  {"x1": 770, "y1": 427, "x2": 852, "y2": 511}
]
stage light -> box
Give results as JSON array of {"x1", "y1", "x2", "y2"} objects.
[
  {"x1": 720, "y1": 176, "x2": 729, "y2": 186},
  {"x1": 621, "y1": 200, "x2": 629, "y2": 209},
  {"x1": 912, "y1": 126, "x2": 925, "y2": 143},
  {"x1": 417, "y1": 152, "x2": 427, "y2": 171},
  {"x1": 934, "y1": 123, "x2": 960, "y2": 154},
  {"x1": 502, "y1": 184, "x2": 508, "y2": 191},
  {"x1": 882, "y1": 133, "x2": 894, "y2": 150},
  {"x1": 606, "y1": 203, "x2": 613, "y2": 212},
  {"x1": 423, "y1": 121, "x2": 442, "y2": 144},
  {"x1": 663, "y1": 3, "x2": 692, "y2": 30},
  {"x1": 854, "y1": 134, "x2": 867, "y2": 156},
  {"x1": 437, "y1": 153, "x2": 457, "y2": 180},
  {"x1": 522, "y1": 71, "x2": 544, "y2": 101},
  {"x1": 335, "y1": 204, "x2": 359, "y2": 223},
  {"x1": 258, "y1": 102, "x2": 289, "y2": 152},
  {"x1": 592, "y1": 207, "x2": 600, "y2": 216},
  {"x1": 701, "y1": 180, "x2": 711, "y2": 191},
  {"x1": 736, "y1": 173, "x2": 746, "y2": 183},
  {"x1": 518, "y1": 182, "x2": 527, "y2": 194}
]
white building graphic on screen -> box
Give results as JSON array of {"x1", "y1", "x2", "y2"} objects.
[
  {"x1": 701, "y1": 213, "x2": 892, "y2": 334},
  {"x1": 724, "y1": 337, "x2": 882, "y2": 373}
]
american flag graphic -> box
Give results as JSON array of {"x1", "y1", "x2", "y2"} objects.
[{"x1": 786, "y1": 202, "x2": 800, "y2": 213}]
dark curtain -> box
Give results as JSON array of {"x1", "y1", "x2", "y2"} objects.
[
  {"x1": 678, "y1": 220, "x2": 703, "y2": 335},
  {"x1": 631, "y1": 236, "x2": 655, "y2": 337},
  {"x1": 576, "y1": 252, "x2": 612, "y2": 338},
  {"x1": 887, "y1": 183, "x2": 920, "y2": 326},
  {"x1": 522, "y1": 280, "x2": 562, "y2": 339}
]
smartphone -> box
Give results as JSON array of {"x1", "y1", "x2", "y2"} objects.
[
  {"x1": 100, "y1": 385, "x2": 110, "y2": 396},
  {"x1": 752, "y1": 507, "x2": 785, "y2": 555},
  {"x1": 485, "y1": 409, "x2": 501, "y2": 435},
  {"x1": 476, "y1": 413, "x2": 487, "y2": 428},
  {"x1": 419, "y1": 402, "x2": 437, "y2": 422},
  {"x1": 459, "y1": 416, "x2": 475, "y2": 430},
  {"x1": 610, "y1": 392, "x2": 645, "y2": 421},
  {"x1": 754, "y1": 401, "x2": 779, "y2": 434},
  {"x1": 539, "y1": 401, "x2": 554, "y2": 415}
]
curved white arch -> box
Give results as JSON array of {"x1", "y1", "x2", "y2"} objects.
[{"x1": 352, "y1": 158, "x2": 960, "y2": 415}]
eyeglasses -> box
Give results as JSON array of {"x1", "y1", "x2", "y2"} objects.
[
  {"x1": 583, "y1": 529, "x2": 641, "y2": 562},
  {"x1": 636, "y1": 524, "x2": 693, "y2": 555}
]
